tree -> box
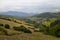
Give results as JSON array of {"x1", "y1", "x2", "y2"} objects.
[
  {"x1": 13, "y1": 26, "x2": 32, "y2": 33},
  {"x1": 4, "y1": 24, "x2": 10, "y2": 29}
]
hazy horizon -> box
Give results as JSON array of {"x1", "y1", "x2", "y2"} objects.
[{"x1": 0, "y1": 0, "x2": 60, "y2": 13}]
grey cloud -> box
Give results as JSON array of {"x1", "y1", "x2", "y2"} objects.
[{"x1": 0, "y1": 0, "x2": 60, "y2": 13}]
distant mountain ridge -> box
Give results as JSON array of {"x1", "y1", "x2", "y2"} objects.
[
  {"x1": 0, "y1": 11, "x2": 60, "y2": 18},
  {"x1": 0, "y1": 11, "x2": 35, "y2": 17},
  {"x1": 32, "y1": 12, "x2": 60, "y2": 18}
]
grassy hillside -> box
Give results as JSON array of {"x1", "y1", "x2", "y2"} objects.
[
  {"x1": 0, "y1": 15, "x2": 35, "y2": 35},
  {"x1": 0, "y1": 15, "x2": 60, "y2": 40}
]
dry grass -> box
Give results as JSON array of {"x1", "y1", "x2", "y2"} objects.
[
  {"x1": 0, "y1": 19, "x2": 33, "y2": 28},
  {"x1": 0, "y1": 19, "x2": 34, "y2": 32},
  {"x1": 0, "y1": 19, "x2": 60, "y2": 40},
  {"x1": 0, "y1": 19, "x2": 21, "y2": 27},
  {"x1": 0, "y1": 32, "x2": 60, "y2": 40}
]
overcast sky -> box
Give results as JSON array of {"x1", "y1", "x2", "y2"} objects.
[{"x1": 0, "y1": 0, "x2": 60, "y2": 13}]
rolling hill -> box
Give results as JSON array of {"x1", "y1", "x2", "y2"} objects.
[
  {"x1": 27, "y1": 12, "x2": 60, "y2": 23},
  {"x1": 0, "y1": 14, "x2": 60, "y2": 40},
  {"x1": 0, "y1": 15, "x2": 35, "y2": 35},
  {"x1": 32, "y1": 12, "x2": 60, "y2": 18}
]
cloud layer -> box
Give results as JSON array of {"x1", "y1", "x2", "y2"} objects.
[{"x1": 0, "y1": 0, "x2": 60, "y2": 13}]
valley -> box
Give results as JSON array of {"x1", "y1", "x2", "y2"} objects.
[{"x1": 0, "y1": 12, "x2": 60, "y2": 40}]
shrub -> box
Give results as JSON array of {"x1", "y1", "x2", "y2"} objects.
[
  {"x1": 39, "y1": 25, "x2": 48, "y2": 32},
  {"x1": 0, "y1": 27, "x2": 8, "y2": 35},
  {"x1": 4, "y1": 24, "x2": 10, "y2": 29},
  {"x1": 49, "y1": 24, "x2": 60, "y2": 37},
  {"x1": 13, "y1": 26, "x2": 32, "y2": 33},
  {"x1": 41, "y1": 20, "x2": 60, "y2": 37},
  {"x1": 3, "y1": 29, "x2": 8, "y2": 35},
  {"x1": 0, "y1": 23, "x2": 4, "y2": 26},
  {"x1": 0, "y1": 26, "x2": 16, "y2": 36},
  {"x1": 55, "y1": 29, "x2": 60, "y2": 37},
  {"x1": 50, "y1": 20, "x2": 60, "y2": 28}
]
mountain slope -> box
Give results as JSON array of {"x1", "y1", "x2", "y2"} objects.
[{"x1": 32, "y1": 12, "x2": 60, "y2": 18}]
